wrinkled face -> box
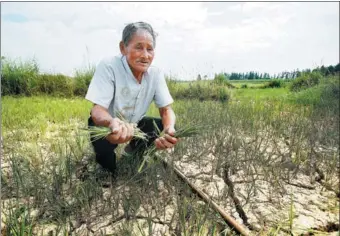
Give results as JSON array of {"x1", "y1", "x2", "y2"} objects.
[{"x1": 121, "y1": 29, "x2": 155, "y2": 75}]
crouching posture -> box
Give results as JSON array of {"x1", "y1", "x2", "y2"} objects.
[{"x1": 85, "y1": 22, "x2": 178, "y2": 175}]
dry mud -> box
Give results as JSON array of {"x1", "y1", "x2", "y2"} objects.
[{"x1": 1, "y1": 124, "x2": 339, "y2": 235}]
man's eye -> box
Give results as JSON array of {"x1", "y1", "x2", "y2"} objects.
[{"x1": 147, "y1": 48, "x2": 154, "y2": 51}]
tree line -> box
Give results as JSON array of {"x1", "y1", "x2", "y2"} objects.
[{"x1": 197, "y1": 63, "x2": 340, "y2": 81}]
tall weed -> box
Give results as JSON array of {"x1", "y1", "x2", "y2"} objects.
[
  {"x1": 1, "y1": 58, "x2": 39, "y2": 96},
  {"x1": 73, "y1": 66, "x2": 95, "y2": 96}
]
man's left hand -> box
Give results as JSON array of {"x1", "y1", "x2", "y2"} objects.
[{"x1": 155, "y1": 127, "x2": 178, "y2": 150}]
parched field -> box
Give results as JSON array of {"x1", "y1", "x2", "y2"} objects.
[{"x1": 1, "y1": 87, "x2": 339, "y2": 235}]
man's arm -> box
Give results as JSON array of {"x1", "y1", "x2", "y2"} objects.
[
  {"x1": 90, "y1": 104, "x2": 134, "y2": 144},
  {"x1": 91, "y1": 104, "x2": 115, "y2": 127},
  {"x1": 159, "y1": 105, "x2": 176, "y2": 134}
]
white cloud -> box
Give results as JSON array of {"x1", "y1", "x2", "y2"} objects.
[
  {"x1": 242, "y1": 2, "x2": 280, "y2": 12},
  {"x1": 1, "y1": 2, "x2": 339, "y2": 80}
]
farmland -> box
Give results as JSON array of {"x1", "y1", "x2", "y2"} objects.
[{"x1": 1, "y1": 59, "x2": 339, "y2": 235}]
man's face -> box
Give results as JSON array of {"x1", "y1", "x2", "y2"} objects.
[{"x1": 122, "y1": 29, "x2": 155, "y2": 75}]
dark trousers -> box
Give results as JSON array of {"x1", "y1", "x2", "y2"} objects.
[{"x1": 88, "y1": 116, "x2": 163, "y2": 175}]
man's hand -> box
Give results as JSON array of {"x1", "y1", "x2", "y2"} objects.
[
  {"x1": 106, "y1": 118, "x2": 134, "y2": 144},
  {"x1": 155, "y1": 126, "x2": 179, "y2": 150}
]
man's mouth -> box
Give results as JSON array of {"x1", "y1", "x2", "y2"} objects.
[{"x1": 138, "y1": 61, "x2": 149, "y2": 65}]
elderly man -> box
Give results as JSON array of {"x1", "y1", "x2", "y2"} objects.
[{"x1": 85, "y1": 22, "x2": 178, "y2": 176}]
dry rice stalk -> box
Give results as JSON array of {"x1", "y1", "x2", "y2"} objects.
[
  {"x1": 81, "y1": 112, "x2": 148, "y2": 142},
  {"x1": 137, "y1": 122, "x2": 201, "y2": 172}
]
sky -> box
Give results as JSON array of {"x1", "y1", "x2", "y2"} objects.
[{"x1": 1, "y1": 2, "x2": 339, "y2": 80}]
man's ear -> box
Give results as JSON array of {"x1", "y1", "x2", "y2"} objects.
[{"x1": 119, "y1": 41, "x2": 125, "y2": 55}]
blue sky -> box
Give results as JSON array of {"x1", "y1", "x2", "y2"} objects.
[
  {"x1": 1, "y1": 2, "x2": 339, "y2": 80},
  {"x1": 2, "y1": 13, "x2": 28, "y2": 23}
]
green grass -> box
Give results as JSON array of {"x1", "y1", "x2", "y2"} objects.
[
  {"x1": 229, "y1": 79, "x2": 270, "y2": 83},
  {"x1": 230, "y1": 87, "x2": 289, "y2": 102},
  {"x1": 2, "y1": 96, "x2": 92, "y2": 133},
  {"x1": 1, "y1": 71, "x2": 339, "y2": 235},
  {"x1": 229, "y1": 79, "x2": 270, "y2": 88},
  {"x1": 230, "y1": 81, "x2": 267, "y2": 88}
]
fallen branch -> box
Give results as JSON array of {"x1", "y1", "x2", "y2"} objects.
[
  {"x1": 160, "y1": 154, "x2": 250, "y2": 236},
  {"x1": 283, "y1": 180, "x2": 316, "y2": 190},
  {"x1": 223, "y1": 165, "x2": 257, "y2": 232}
]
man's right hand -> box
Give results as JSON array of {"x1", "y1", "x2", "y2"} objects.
[{"x1": 106, "y1": 118, "x2": 134, "y2": 144}]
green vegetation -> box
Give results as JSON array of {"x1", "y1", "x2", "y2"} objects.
[
  {"x1": 231, "y1": 87, "x2": 289, "y2": 102},
  {"x1": 73, "y1": 66, "x2": 95, "y2": 96},
  {"x1": 1, "y1": 58, "x2": 95, "y2": 97},
  {"x1": 289, "y1": 71, "x2": 323, "y2": 92},
  {"x1": 1, "y1": 58, "x2": 40, "y2": 96},
  {"x1": 1, "y1": 57, "x2": 339, "y2": 235},
  {"x1": 167, "y1": 80, "x2": 232, "y2": 102},
  {"x1": 288, "y1": 75, "x2": 339, "y2": 118},
  {"x1": 223, "y1": 63, "x2": 339, "y2": 80},
  {"x1": 213, "y1": 73, "x2": 235, "y2": 88},
  {"x1": 260, "y1": 79, "x2": 286, "y2": 89}
]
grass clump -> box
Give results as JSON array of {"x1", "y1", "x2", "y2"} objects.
[
  {"x1": 260, "y1": 79, "x2": 285, "y2": 89},
  {"x1": 1, "y1": 57, "x2": 95, "y2": 97},
  {"x1": 73, "y1": 66, "x2": 95, "y2": 96},
  {"x1": 289, "y1": 75, "x2": 339, "y2": 115},
  {"x1": 1, "y1": 57, "x2": 39, "y2": 96},
  {"x1": 213, "y1": 73, "x2": 235, "y2": 88},
  {"x1": 289, "y1": 71, "x2": 322, "y2": 92},
  {"x1": 2, "y1": 205, "x2": 35, "y2": 236},
  {"x1": 33, "y1": 74, "x2": 74, "y2": 97}
]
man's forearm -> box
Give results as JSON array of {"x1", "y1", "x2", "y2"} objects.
[
  {"x1": 159, "y1": 106, "x2": 176, "y2": 130},
  {"x1": 91, "y1": 105, "x2": 114, "y2": 127}
]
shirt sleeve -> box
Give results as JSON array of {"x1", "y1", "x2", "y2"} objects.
[
  {"x1": 153, "y1": 69, "x2": 174, "y2": 108},
  {"x1": 85, "y1": 59, "x2": 115, "y2": 109}
]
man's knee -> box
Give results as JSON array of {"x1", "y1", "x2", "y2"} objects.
[{"x1": 138, "y1": 117, "x2": 163, "y2": 137}]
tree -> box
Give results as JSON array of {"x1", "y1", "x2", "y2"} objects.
[
  {"x1": 320, "y1": 65, "x2": 327, "y2": 75},
  {"x1": 230, "y1": 73, "x2": 239, "y2": 80},
  {"x1": 327, "y1": 65, "x2": 334, "y2": 75},
  {"x1": 334, "y1": 63, "x2": 340, "y2": 73}
]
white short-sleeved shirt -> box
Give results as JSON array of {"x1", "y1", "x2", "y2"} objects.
[{"x1": 85, "y1": 55, "x2": 174, "y2": 123}]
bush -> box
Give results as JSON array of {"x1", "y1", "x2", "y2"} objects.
[
  {"x1": 214, "y1": 73, "x2": 227, "y2": 84},
  {"x1": 217, "y1": 86, "x2": 230, "y2": 102},
  {"x1": 73, "y1": 67, "x2": 95, "y2": 96},
  {"x1": 1, "y1": 58, "x2": 39, "y2": 96},
  {"x1": 33, "y1": 74, "x2": 74, "y2": 97},
  {"x1": 261, "y1": 79, "x2": 284, "y2": 89},
  {"x1": 213, "y1": 73, "x2": 235, "y2": 88},
  {"x1": 289, "y1": 71, "x2": 322, "y2": 92},
  {"x1": 241, "y1": 84, "x2": 248, "y2": 89},
  {"x1": 290, "y1": 76, "x2": 339, "y2": 113},
  {"x1": 0, "y1": 57, "x2": 96, "y2": 97}
]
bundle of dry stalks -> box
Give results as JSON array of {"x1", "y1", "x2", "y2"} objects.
[{"x1": 137, "y1": 120, "x2": 201, "y2": 172}]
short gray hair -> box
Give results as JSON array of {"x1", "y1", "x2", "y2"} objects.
[{"x1": 122, "y1": 22, "x2": 157, "y2": 47}]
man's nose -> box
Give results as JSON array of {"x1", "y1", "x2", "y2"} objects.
[{"x1": 141, "y1": 48, "x2": 149, "y2": 58}]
